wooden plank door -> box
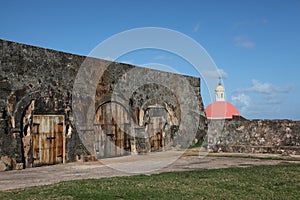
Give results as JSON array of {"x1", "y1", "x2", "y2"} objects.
[
  {"x1": 94, "y1": 102, "x2": 131, "y2": 158},
  {"x1": 32, "y1": 115, "x2": 65, "y2": 166},
  {"x1": 146, "y1": 107, "x2": 168, "y2": 152}
]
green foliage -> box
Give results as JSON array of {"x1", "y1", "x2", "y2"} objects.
[
  {"x1": 1, "y1": 164, "x2": 299, "y2": 199},
  {"x1": 188, "y1": 139, "x2": 207, "y2": 149}
]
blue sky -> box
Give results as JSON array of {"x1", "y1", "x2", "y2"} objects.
[{"x1": 1, "y1": 0, "x2": 300, "y2": 120}]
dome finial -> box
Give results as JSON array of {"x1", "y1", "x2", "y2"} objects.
[{"x1": 218, "y1": 76, "x2": 222, "y2": 86}]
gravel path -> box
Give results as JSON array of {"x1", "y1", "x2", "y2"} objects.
[{"x1": 1, "y1": 150, "x2": 299, "y2": 191}]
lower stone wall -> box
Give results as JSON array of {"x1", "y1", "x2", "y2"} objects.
[
  {"x1": 208, "y1": 117, "x2": 300, "y2": 155},
  {"x1": 0, "y1": 109, "x2": 23, "y2": 171},
  {"x1": 0, "y1": 39, "x2": 206, "y2": 171}
]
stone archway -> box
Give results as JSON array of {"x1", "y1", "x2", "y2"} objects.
[
  {"x1": 16, "y1": 91, "x2": 71, "y2": 168},
  {"x1": 21, "y1": 100, "x2": 35, "y2": 168},
  {"x1": 144, "y1": 105, "x2": 168, "y2": 152},
  {"x1": 20, "y1": 100, "x2": 67, "y2": 167},
  {"x1": 94, "y1": 101, "x2": 132, "y2": 158},
  {"x1": 141, "y1": 104, "x2": 179, "y2": 152}
]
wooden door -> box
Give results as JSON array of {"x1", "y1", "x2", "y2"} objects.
[
  {"x1": 146, "y1": 107, "x2": 168, "y2": 152},
  {"x1": 32, "y1": 115, "x2": 65, "y2": 166},
  {"x1": 148, "y1": 120, "x2": 164, "y2": 152},
  {"x1": 94, "y1": 102, "x2": 131, "y2": 158}
]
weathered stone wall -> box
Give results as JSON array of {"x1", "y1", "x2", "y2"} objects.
[
  {"x1": 0, "y1": 39, "x2": 86, "y2": 170},
  {"x1": 0, "y1": 39, "x2": 206, "y2": 170},
  {"x1": 208, "y1": 117, "x2": 300, "y2": 155}
]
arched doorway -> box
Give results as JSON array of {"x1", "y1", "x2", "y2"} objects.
[
  {"x1": 144, "y1": 106, "x2": 167, "y2": 151},
  {"x1": 94, "y1": 102, "x2": 131, "y2": 158},
  {"x1": 20, "y1": 98, "x2": 66, "y2": 168}
]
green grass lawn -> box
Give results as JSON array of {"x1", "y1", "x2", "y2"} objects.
[{"x1": 1, "y1": 164, "x2": 299, "y2": 200}]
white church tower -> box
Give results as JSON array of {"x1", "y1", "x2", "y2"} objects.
[
  {"x1": 215, "y1": 78, "x2": 225, "y2": 101},
  {"x1": 206, "y1": 77, "x2": 240, "y2": 119}
]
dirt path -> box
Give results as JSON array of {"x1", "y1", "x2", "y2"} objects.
[{"x1": 1, "y1": 150, "x2": 299, "y2": 191}]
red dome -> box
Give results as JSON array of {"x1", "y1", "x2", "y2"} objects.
[{"x1": 206, "y1": 101, "x2": 240, "y2": 119}]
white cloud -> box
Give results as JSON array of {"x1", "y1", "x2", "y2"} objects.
[
  {"x1": 231, "y1": 93, "x2": 251, "y2": 113},
  {"x1": 264, "y1": 94, "x2": 283, "y2": 104},
  {"x1": 202, "y1": 69, "x2": 228, "y2": 79},
  {"x1": 194, "y1": 21, "x2": 201, "y2": 33},
  {"x1": 231, "y1": 93, "x2": 283, "y2": 118},
  {"x1": 231, "y1": 79, "x2": 293, "y2": 118},
  {"x1": 234, "y1": 36, "x2": 255, "y2": 49},
  {"x1": 233, "y1": 79, "x2": 293, "y2": 94}
]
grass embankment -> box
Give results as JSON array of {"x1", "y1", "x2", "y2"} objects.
[
  {"x1": 0, "y1": 164, "x2": 299, "y2": 199},
  {"x1": 186, "y1": 152, "x2": 300, "y2": 161}
]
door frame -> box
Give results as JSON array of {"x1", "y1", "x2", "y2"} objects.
[{"x1": 31, "y1": 114, "x2": 66, "y2": 166}]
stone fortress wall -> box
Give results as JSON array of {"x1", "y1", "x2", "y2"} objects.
[
  {"x1": 0, "y1": 39, "x2": 206, "y2": 170},
  {"x1": 208, "y1": 117, "x2": 300, "y2": 155},
  {"x1": 0, "y1": 39, "x2": 299, "y2": 171}
]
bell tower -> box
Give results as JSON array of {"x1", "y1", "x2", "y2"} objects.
[{"x1": 215, "y1": 77, "x2": 225, "y2": 101}]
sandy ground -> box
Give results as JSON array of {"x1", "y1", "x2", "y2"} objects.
[{"x1": 1, "y1": 150, "x2": 300, "y2": 191}]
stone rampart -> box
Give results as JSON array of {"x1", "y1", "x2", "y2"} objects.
[
  {"x1": 208, "y1": 117, "x2": 300, "y2": 155},
  {"x1": 0, "y1": 39, "x2": 206, "y2": 170}
]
